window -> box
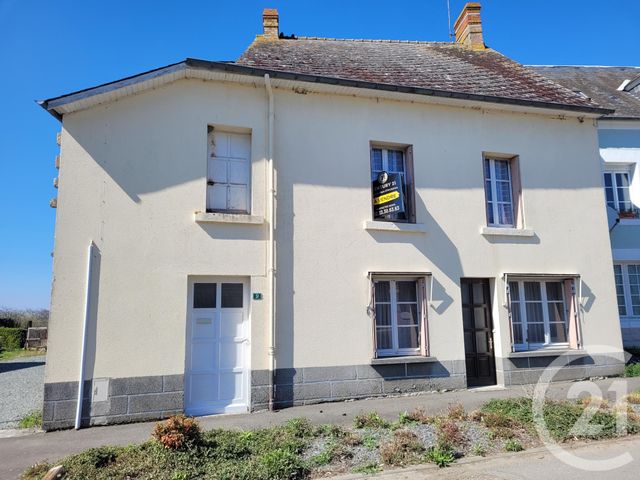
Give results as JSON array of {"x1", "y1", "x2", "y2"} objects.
[
  {"x1": 370, "y1": 145, "x2": 415, "y2": 222},
  {"x1": 193, "y1": 283, "x2": 216, "y2": 308},
  {"x1": 207, "y1": 128, "x2": 251, "y2": 213},
  {"x1": 508, "y1": 280, "x2": 569, "y2": 350},
  {"x1": 484, "y1": 157, "x2": 515, "y2": 227},
  {"x1": 604, "y1": 169, "x2": 638, "y2": 218},
  {"x1": 614, "y1": 264, "x2": 640, "y2": 316},
  {"x1": 372, "y1": 277, "x2": 426, "y2": 356}
]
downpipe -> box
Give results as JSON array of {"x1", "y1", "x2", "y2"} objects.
[{"x1": 75, "y1": 241, "x2": 95, "y2": 429}]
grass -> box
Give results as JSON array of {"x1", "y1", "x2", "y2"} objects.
[
  {"x1": 18, "y1": 410, "x2": 42, "y2": 429},
  {"x1": 22, "y1": 395, "x2": 640, "y2": 479},
  {"x1": 0, "y1": 349, "x2": 45, "y2": 361}
]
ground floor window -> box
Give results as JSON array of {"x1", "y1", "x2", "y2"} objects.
[
  {"x1": 372, "y1": 277, "x2": 426, "y2": 357},
  {"x1": 508, "y1": 279, "x2": 570, "y2": 350},
  {"x1": 614, "y1": 264, "x2": 640, "y2": 317}
]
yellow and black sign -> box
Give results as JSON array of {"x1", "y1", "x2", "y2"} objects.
[{"x1": 372, "y1": 171, "x2": 405, "y2": 219}]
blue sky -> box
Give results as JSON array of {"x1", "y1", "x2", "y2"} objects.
[{"x1": 0, "y1": 0, "x2": 639, "y2": 309}]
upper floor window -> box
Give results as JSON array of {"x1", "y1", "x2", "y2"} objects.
[
  {"x1": 207, "y1": 128, "x2": 251, "y2": 213},
  {"x1": 370, "y1": 145, "x2": 415, "y2": 223},
  {"x1": 484, "y1": 158, "x2": 515, "y2": 227},
  {"x1": 604, "y1": 168, "x2": 638, "y2": 219}
]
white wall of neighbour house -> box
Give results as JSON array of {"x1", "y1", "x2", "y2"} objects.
[
  {"x1": 601, "y1": 120, "x2": 640, "y2": 333},
  {"x1": 46, "y1": 77, "x2": 623, "y2": 386}
]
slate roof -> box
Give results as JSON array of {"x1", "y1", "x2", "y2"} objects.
[
  {"x1": 236, "y1": 37, "x2": 606, "y2": 113},
  {"x1": 529, "y1": 66, "x2": 640, "y2": 119}
]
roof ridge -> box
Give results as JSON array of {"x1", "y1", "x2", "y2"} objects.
[{"x1": 293, "y1": 36, "x2": 452, "y2": 45}]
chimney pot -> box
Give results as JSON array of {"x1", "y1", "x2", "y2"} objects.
[
  {"x1": 454, "y1": 2, "x2": 485, "y2": 50},
  {"x1": 262, "y1": 8, "x2": 279, "y2": 39}
]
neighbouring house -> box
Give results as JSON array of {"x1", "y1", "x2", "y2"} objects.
[
  {"x1": 39, "y1": 3, "x2": 625, "y2": 430},
  {"x1": 531, "y1": 66, "x2": 640, "y2": 346}
]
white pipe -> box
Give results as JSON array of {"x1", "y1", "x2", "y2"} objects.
[
  {"x1": 75, "y1": 241, "x2": 94, "y2": 429},
  {"x1": 264, "y1": 74, "x2": 276, "y2": 410}
]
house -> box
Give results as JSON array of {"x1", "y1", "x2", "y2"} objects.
[
  {"x1": 531, "y1": 66, "x2": 640, "y2": 346},
  {"x1": 39, "y1": 3, "x2": 625, "y2": 430}
]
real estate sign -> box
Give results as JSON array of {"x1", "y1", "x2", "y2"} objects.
[{"x1": 372, "y1": 171, "x2": 404, "y2": 218}]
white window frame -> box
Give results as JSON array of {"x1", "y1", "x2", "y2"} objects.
[
  {"x1": 206, "y1": 128, "x2": 251, "y2": 214},
  {"x1": 370, "y1": 145, "x2": 414, "y2": 223},
  {"x1": 614, "y1": 263, "x2": 640, "y2": 317},
  {"x1": 603, "y1": 165, "x2": 637, "y2": 218},
  {"x1": 373, "y1": 277, "x2": 422, "y2": 357},
  {"x1": 484, "y1": 158, "x2": 515, "y2": 228},
  {"x1": 509, "y1": 279, "x2": 569, "y2": 351}
]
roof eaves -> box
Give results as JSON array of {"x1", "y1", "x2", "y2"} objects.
[{"x1": 39, "y1": 57, "x2": 614, "y2": 121}]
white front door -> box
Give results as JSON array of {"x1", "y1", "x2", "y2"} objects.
[{"x1": 185, "y1": 279, "x2": 249, "y2": 415}]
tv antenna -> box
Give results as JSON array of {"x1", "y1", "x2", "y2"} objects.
[{"x1": 447, "y1": 0, "x2": 454, "y2": 41}]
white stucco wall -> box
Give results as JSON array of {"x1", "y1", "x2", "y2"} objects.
[{"x1": 46, "y1": 77, "x2": 623, "y2": 384}]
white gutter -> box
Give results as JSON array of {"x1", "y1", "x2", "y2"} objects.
[
  {"x1": 75, "y1": 241, "x2": 95, "y2": 429},
  {"x1": 264, "y1": 74, "x2": 276, "y2": 411}
]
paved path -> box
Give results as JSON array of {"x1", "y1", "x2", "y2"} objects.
[
  {"x1": 333, "y1": 436, "x2": 640, "y2": 479},
  {"x1": 0, "y1": 356, "x2": 45, "y2": 429},
  {"x1": 1, "y1": 377, "x2": 640, "y2": 479}
]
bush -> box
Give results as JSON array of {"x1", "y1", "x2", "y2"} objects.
[
  {"x1": 0, "y1": 327, "x2": 26, "y2": 350},
  {"x1": 504, "y1": 439, "x2": 524, "y2": 452},
  {"x1": 353, "y1": 411, "x2": 390, "y2": 429},
  {"x1": 379, "y1": 429, "x2": 424, "y2": 466},
  {"x1": 446, "y1": 402, "x2": 467, "y2": 421},
  {"x1": 152, "y1": 415, "x2": 201, "y2": 450},
  {"x1": 398, "y1": 407, "x2": 433, "y2": 425},
  {"x1": 625, "y1": 363, "x2": 640, "y2": 377},
  {"x1": 436, "y1": 419, "x2": 465, "y2": 449},
  {"x1": 425, "y1": 444, "x2": 456, "y2": 467}
]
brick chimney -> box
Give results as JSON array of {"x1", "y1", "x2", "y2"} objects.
[
  {"x1": 454, "y1": 3, "x2": 485, "y2": 50},
  {"x1": 262, "y1": 8, "x2": 279, "y2": 39}
]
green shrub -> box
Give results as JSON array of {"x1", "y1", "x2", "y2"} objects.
[
  {"x1": 625, "y1": 363, "x2": 640, "y2": 377},
  {"x1": 425, "y1": 444, "x2": 456, "y2": 467},
  {"x1": 504, "y1": 439, "x2": 524, "y2": 452},
  {"x1": 0, "y1": 327, "x2": 26, "y2": 350},
  {"x1": 354, "y1": 411, "x2": 391, "y2": 429}
]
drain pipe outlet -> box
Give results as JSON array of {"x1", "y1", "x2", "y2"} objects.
[{"x1": 75, "y1": 241, "x2": 95, "y2": 429}]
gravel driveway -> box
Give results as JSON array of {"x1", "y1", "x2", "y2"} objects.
[{"x1": 0, "y1": 356, "x2": 45, "y2": 429}]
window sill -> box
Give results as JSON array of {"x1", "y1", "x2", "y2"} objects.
[
  {"x1": 371, "y1": 356, "x2": 437, "y2": 365},
  {"x1": 508, "y1": 348, "x2": 580, "y2": 358},
  {"x1": 194, "y1": 212, "x2": 264, "y2": 225},
  {"x1": 480, "y1": 226, "x2": 535, "y2": 237},
  {"x1": 364, "y1": 220, "x2": 427, "y2": 234}
]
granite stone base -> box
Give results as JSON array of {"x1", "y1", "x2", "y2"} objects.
[
  {"x1": 250, "y1": 359, "x2": 466, "y2": 411},
  {"x1": 496, "y1": 351, "x2": 625, "y2": 386},
  {"x1": 42, "y1": 374, "x2": 184, "y2": 431}
]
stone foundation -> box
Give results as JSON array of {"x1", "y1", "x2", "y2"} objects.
[
  {"x1": 496, "y1": 351, "x2": 624, "y2": 386},
  {"x1": 250, "y1": 359, "x2": 466, "y2": 411},
  {"x1": 42, "y1": 375, "x2": 184, "y2": 431}
]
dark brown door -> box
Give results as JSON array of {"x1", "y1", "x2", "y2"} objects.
[{"x1": 461, "y1": 279, "x2": 496, "y2": 387}]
